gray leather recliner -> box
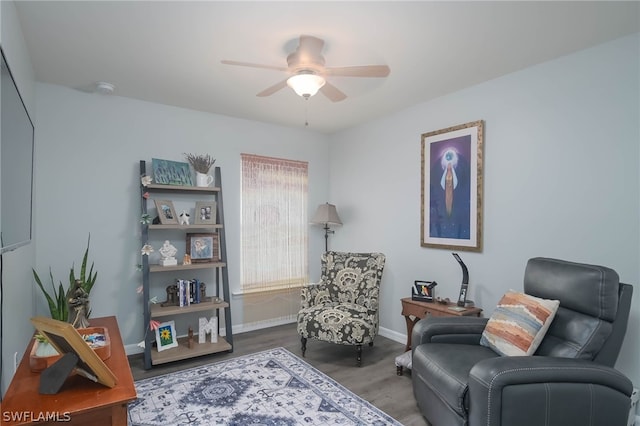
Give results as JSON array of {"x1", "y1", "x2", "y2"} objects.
[{"x1": 411, "y1": 257, "x2": 634, "y2": 426}]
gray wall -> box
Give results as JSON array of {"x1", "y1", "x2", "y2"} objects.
[
  {"x1": 32, "y1": 83, "x2": 330, "y2": 354},
  {"x1": 0, "y1": 0, "x2": 37, "y2": 396},
  {"x1": 329, "y1": 33, "x2": 640, "y2": 394}
]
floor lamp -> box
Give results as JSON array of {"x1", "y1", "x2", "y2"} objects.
[{"x1": 311, "y1": 203, "x2": 342, "y2": 252}]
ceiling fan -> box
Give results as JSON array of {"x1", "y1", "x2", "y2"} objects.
[{"x1": 221, "y1": 35, "x2": 390, "y2": 102}]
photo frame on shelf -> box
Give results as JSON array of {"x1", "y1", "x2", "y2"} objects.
[
  {"x1": 194, "y1": 201, "x2": 217, "y2": 225},
  {"x1": 420, "y1": 120, "x2": 484, "y2": 252},
  {"x1": 186, "y1": 233, "x2": 219, "y2": 263},
  {"x1": 154, "y1": 199, "x2": 178, "y2": 225},
  {"x1": 152, "y1": 158, "x2": 193, "y2": 186},
  {"x1": 30, "y1": 316, "x2": 117, "y2": 388},
  {"x1": 155, "y1": 320, "x2": 178, "y2": 352}
]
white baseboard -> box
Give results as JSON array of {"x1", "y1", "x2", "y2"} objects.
[{"x1": 378, "y1": 326, "x2": 406, "y2": 346}]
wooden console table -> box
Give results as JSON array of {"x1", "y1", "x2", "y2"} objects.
[
  {"x1": 401, "y1": 297, "x2": 482, "y2": 352},
  {"x1": 1, "y1": 316, "x2": 136, "y2": 426}
]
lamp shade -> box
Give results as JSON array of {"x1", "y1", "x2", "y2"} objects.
[
  {"x1": 311, "y1": 203, "x2": 342, "y2": 226},
  {"x1": 287, "y1": 73, "x2": 326, "y2": 98}
]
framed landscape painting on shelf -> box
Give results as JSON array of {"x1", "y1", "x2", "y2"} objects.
[
  {"x1": 152, "y1": 158, "x2": 193, "y2": 186},
  {"x1": 421, "y1": 120, "x2": 484, "y2": 252}
]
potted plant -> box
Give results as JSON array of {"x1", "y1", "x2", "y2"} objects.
[
  {"x1": 184, "y1": 153, "x2": 216, "y2": 187},
  {"x1": 33, "y1": 234, "x2": 97, "y2": 322},
  {"x1": 184, "y1": 153, "x2": 216, "y2": 174},
  {"x1": 31, "y1": 235, "x2": 98, "y2": 370}
]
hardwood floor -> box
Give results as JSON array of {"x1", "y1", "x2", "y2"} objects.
[{"x1": 128, "y1": 322, "x2": 429, "y2": 426}]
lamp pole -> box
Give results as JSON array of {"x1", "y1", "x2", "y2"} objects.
[{"x1": 323, "y1": 223, "x2": 335, "y2": 252}]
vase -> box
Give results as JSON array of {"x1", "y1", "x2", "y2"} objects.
[{"x1": 196, "y1": 172, "x2": 214, "y2": 187}]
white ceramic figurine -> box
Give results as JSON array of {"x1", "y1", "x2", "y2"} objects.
[{"x1": 179, "y1": 210, "x2": 190, "y2": 225}]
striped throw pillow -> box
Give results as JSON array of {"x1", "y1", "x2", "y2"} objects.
[{"x1": 480, "y1": 291, "x2": 560, "y2": 356}]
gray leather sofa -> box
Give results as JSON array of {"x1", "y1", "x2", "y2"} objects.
[{"x1": 411, "y1": 257, "x2": 634, "y2": 426}]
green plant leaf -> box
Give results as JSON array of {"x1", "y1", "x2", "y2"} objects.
[
  {"x1": 57, "y1": 281, "x2": 68, "y2": 321},
  {"x1": 33, "y1": 268, "x2": 58, "y2": 320}
]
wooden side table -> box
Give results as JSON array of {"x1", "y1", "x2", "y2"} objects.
[
  {"x1": 401, "y1": 297, "x2": 482, "y2": 352},
  {"x1": 396, "y1": 298, "x2": 482, "y2": 375},
  {"x1": 1, "y1": 316, "x2": 136, "y2": 426}
]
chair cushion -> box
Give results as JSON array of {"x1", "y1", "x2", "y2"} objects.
[
  {"x1": 321, "y1": 252, "x2": 385, "y2": 309},
  {"x1": 480, "y1": 291, "x2": 560, "y2": 356},
  {"x1": 413, "y1": 343, "x2": 498, "y2": 417},
  {"x1": 297, "y1": 303, "x2": 377, "y2": 345}
]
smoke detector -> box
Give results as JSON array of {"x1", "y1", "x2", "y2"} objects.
[{"x1": 95, "y1": 81, "x2": 115, "y2": 95}]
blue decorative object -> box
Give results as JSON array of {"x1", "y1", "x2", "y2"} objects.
[
  {"x1": 151, "y1": 158, "x2": 193, "y2": 186},
  {"x1": 128, "y1": 348, "x2": 402, "y2": 426}
]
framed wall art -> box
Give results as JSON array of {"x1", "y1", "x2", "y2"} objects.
[
  {"x1": 151, "y1": 158, "x2": 193, "y2": 186},
  {"x1": 186, "y1": 233, "x2": 219, "y2": 263},
  {"x1": 421, "y1": 120, "x2": 484, "y2": 251},
  {"x1": 155, "y1": 320, "x2": 178, "y2": 352},
  {"x1": 154, "y1": 199, "x2": 178, "y2": 225},
  {"x1": 194, "y1": 201, "x2": 217, "y2": 225}
]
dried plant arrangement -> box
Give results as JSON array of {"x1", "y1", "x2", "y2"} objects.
[{"x1": 184, "y1": 153, "x2": 216, "y2": 174}]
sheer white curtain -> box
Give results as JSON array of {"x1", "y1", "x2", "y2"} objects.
[{"x1": 241, "y1": 154, "x2": 308, "y2": 293}]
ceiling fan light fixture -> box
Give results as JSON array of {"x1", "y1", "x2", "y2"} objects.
[{"x1": 287, "y1": 73, "x2": 325, "y2": 98}]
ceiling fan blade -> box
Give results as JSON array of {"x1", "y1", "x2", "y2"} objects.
[
  {"x1": 324, "y1": 65, "x2": 390, "y2": 78},
  {"x1": 221, "y1": 60, "x2": 288, "y2": 72},
  {"x1": 256, "y1": 79, "x2": 289, "y2": 97},
  {"x1": 320, "y1": 82, "x2": 347, "y2": 102}
]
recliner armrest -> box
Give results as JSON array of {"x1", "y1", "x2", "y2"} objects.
[
  {"x1": 468, "y1": 357, "x2": 633, "y2": 426},
  {"x1": 412, "y1": 316, "x2": 488, "y2": 348}
]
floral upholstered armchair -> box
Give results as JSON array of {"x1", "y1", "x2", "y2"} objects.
[{"x1": 296, "y1": 251, "x2": 386, "y2": 366}]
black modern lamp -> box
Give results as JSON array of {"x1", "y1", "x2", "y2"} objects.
[{"x1": 311, "y1": 203, "x2": 342, "y2": 252}]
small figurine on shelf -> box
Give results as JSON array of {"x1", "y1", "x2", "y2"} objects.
[
  {"x1": 159, "y1": 240, "x2": 178, "y2": 267},
  {"x1": 67, "y1": 279, "x2": 90, "y2": 329},
  {"x1": 188, "y1": 326, "x2": 194, "y2": 349},
  {"x1": 183, "y1": 254, "x2": 191, "y2": 265},
  {"x1": 179, "y1": 210, "x2": 190, "y2": 225},
  {"x1": 161, "y1": 285, "x2": 179, "y2": 307}
]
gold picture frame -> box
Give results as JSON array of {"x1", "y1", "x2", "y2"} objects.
[
  {"x1": 154, "y1": 199, "x2": 178, "y2": 225},
  {"x1": 30, "y1": 316, "x2": 117, "y2": 388},
  {"x1": 421, "y1": 120, "x2": 484, "y2": 251}
]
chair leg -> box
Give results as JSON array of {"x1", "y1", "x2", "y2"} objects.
[
  {"x1": 356, "y1": 345, "x2": 362, "y2": 367},
  {"x1": 301, "y1": 337, "x2": 307, "y2": 357}
]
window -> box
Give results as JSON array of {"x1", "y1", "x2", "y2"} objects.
[{"x1": 240, "y1": 154, "x2": 308, "y2": 293}]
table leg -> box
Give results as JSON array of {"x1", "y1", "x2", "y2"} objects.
[{"x1": 404, "y1": 315, "x2": 414, "y2": 352}]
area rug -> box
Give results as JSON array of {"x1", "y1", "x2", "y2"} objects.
[{"x1": 128, "y1": 347, "x2": 402, "y2": 425}]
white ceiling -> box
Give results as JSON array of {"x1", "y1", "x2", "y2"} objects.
[{"x1": 14, "y1": 1, "x2": 640, "y2": 134}]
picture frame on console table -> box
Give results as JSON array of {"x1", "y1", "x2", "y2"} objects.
[
  {"x1": 420, "y1": 120, "x2": 484, "y2": 252},
  {"x1": 30, "y1": 316, "x2": 117, "y2": 388}
]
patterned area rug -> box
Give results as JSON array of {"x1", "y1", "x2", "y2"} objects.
[{"x1": 128, "y1": 347, "x2": 402, "y2": 425}]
